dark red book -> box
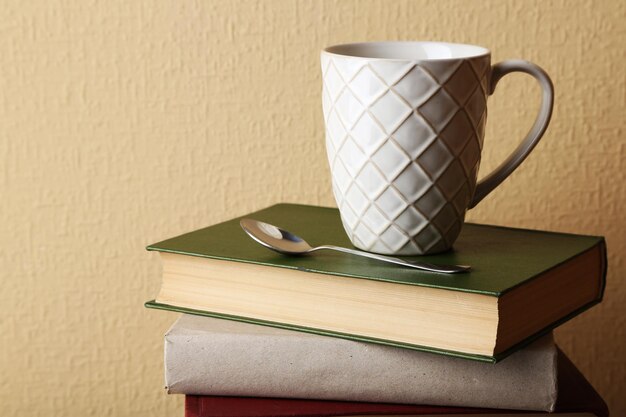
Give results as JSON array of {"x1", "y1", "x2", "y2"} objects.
[{"x1": 184, "y1": 350, "x2": 608, "y2": 417}]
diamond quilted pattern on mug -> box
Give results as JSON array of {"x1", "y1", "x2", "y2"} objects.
[
  {"x1": 325, "y1": 134, "x2": 336, "y2": 161},
  {"x1": 337, "y1": 136, "x2": 368, "y2": 177},
  {"x1": 392, "y1": 113, "x2": 437, "y2": 159},
  {"x1": 326, "y1": 110, "x2": 347, "y2": 152},
  {"x1": 451, "y1": 183, "x2": 471, "y2": 216},
  {"x1": 464, "y1": 87, "x2": 487, "y2": 125},
  {"x1": 350, "y1": 67, "x2": 388, "y2": 105},
  {"x1": 338, "y1": 202, "x2": 359, "y2": 230},
  {"x1": 480, "y1": 74, "x2": 489, "y2": 96},
  {"x1": 394, "y1": 163, "x2": 432, "y2": 201},
  {"x1": 443, "y1": 219, "x2": 463, "y2": 248},
  {"x1": 469, "y1": 57, "x2": 490, "y2": 84},
  {"x1": 369, "y1": 61, "x2": 414, "y2": 86},
  {"x1": 340, "y1": 210, "x2": 359, "y2": 230},
  {"x1": 375, "y1": 187, "x2": 409, "y2": 220},
  {"x1": 351, "y1": 112, "x2": 388, "y2": 155},
  {"x1": 322, "y1": 89, "x2": 332, "y2": 122},
  {"x1": 418, "y1": 88, "x2": 460, "y2": 132},
  {"x1": 370, "y1": 91, "x2": 413, "y2": 133},
  {"x1": 335, "y1": 89, "x2": 366, "y2": 129},
  {"x1": 417, "y1": 139, "x2": 454, "y2": 180},
  {"x1": 332, "y1": 183, "x2": 344, "y2": 209},
  {"x1": 333, "y1": 58, "x2": 366, "y2": 82},
  {"x1": 414, "y1": 224, "x2": 442, "y2": 253},
  {"x1": 414, "y1": 186, "x2": 446, "y2": 218},
  {"x1": 470, "y1": 163, "x2": 480, "y2": 185},
  {"x1": 324, "y1": 63, "x2": 346, "y2": 102},
  {"x1": 440, "y1": 111, "x2": 473, "y2": 156},
  {"x1": 396, "y1": 240, "x2": 420, "y2": 255},
  {"x1": 353, "y1": 222, "x2": 378, "y2": 249},
  {"x1": 362, "y1": 204, "x2": 391, "y2": 234},
  {"x1": 419, "y1": 60, "x2": 463, "y2": 84},
  {"x1": 394, "y1": 205, "x2": 427, "y2": 236},
  {"x1": 371, "y1": 140, "x2": 411, "y2": 181},
  {"x1": 432, "y1": 203, "x2": 458, "y2": 234},
  {"x1": 345, "y1": 184, "x2": 369, "y2": 216},
  {"x1": 435, "y1": 160, "x2": 466, "y2": 200},
  {"x1": 477, "y1": 113, "x2": 487, "y2": 150},
  {"x1": 320, "y1": 53, "x2": 331, "y2": 74},
  {"x1": 322, "y1": 53, "x2": 493, "y2": 255},
  {"x1": 380, "y1": 225, "x2": 410, "y2": 253},
  {"x1": 443, "y1": 61, "x2": 479, "y2": 105},
  {"x1": 392, "y1": 66, "x2": 440, "y2": 108},
  {"x1": 458, "y1": 135, "x2": 481, "y2": 176},
  {"x1": 369, "y1": 240, "x2": 394, "y2": 255},
  {"x1": 331, "y1": 158, "x2": 353, "y2": 194},
  {"x1": 355, "y1": 162, "x2": 388, "y2": 199},
  {"x1": 429, "y1": 240, "x2": 449, "y2": 255}
]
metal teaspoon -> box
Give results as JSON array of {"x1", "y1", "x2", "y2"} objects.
[{"x1": 240, "y1": 218, "x2": 470, "y2": 274}]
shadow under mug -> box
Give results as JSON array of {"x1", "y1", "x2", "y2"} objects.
[{"x1": 321, "y1": 41, "x2": 553, "y2": 255}]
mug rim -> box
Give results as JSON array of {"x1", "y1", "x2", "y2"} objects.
[{"x1": 322, "y1": 41, "x2": 490, "y2": 61}]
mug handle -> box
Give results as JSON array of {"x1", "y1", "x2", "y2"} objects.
[{"x1": 469, "y1": 60, "x2": 554, "y2": 208}]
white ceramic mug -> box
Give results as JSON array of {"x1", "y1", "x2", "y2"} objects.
[{"x1": 321, "y1": 41, "x2": 553, "y2": 255}]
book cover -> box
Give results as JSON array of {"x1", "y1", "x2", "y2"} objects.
[
  {"x1": 165, "y1": 314, "x2": 558, "y2": 411},
  {"x1": 182, "y1": 350, "x2": 608, "y2": 417},
  {"x1": 147, "y1": 203, "x2": 605, "y2": 297},
  {"x1": 146, "y1": 203, "x2": 606, "y2": 362}
]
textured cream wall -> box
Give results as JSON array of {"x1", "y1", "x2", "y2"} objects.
[{"x1": 1, "y1": 0, "x2": 624, "y2": 416}]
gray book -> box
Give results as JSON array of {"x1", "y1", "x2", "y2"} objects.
[{"x1": 164, "y1": 314, "x2": 558, "y2": 412}]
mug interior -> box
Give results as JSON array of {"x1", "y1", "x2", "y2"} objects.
[{"x1": 324, "y1": 41, "x2": 489, "y2": 60}]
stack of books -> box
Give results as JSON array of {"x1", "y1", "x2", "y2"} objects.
[{"x1": 146, "y1": 203, "x2": 609, "y2": 416}]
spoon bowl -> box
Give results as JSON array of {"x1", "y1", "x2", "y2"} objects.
[
  {"x1": 240, "y1": 218, "x2": 470, "y2": 274},
  {"x1": 241, "y1": 218, "x2": 313, "y2": 254}
]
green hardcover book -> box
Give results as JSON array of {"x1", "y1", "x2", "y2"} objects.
[{"x1": 145, "y1": 203, "x2": 606, "y2": 362}]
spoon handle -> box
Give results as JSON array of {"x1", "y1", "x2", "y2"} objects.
[{"x1": 313, "y1": 245, "x2": 470, "y2": 274}]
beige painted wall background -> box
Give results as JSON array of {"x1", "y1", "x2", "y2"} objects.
[{"x1": 1, "y1": 0, "x2": 624, "y2": 415}]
